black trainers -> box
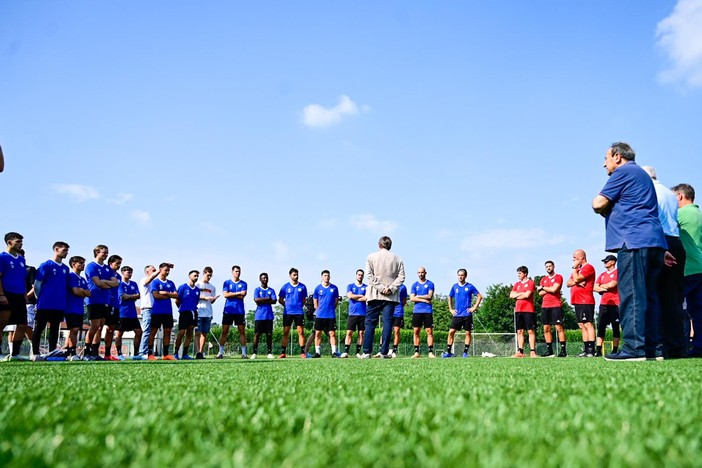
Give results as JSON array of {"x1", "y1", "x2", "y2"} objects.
[
  {"x1": 540, "y1": 350, "x2": 555, "y2": 358},
  {"x1": 594, "y1": 351, "x2": 603, "y2": 357},
  {"x1": 557, "y1": 350, "x2": 567, "y2": 357},
  {"x1": 195, "y1": 353, "x2": 204, "y2": 360}
]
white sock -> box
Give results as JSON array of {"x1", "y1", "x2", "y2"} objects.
[
  {"x1": 241, "y1": 345, "x2": 247, "y2": 356},
  {"x1": 315, "y1": 345, "x2": 321, "y2": 354},
  {"x1": 331, "y1": 345, "x2": 337, "y2": 353},
  {"x1": 219, "y1": 345, "x2": 224, "y2": 354}
]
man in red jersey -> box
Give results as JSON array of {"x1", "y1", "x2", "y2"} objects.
[
  {"x1": 509, "y1": 266, "x2": 537, "y2": 358},
  {"x1": 594, "y1": 255, "x2": 620, "y2": 357},
  {"x1": 537, "y1": 260, "x2": 567, "y2": 357},
  {"x1": 567, "y1": 249, "x2": 596, "y2": 357}
]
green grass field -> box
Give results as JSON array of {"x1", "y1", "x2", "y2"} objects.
[{"x1": 1, "y1": 357, "x2": 700, "y2": 467}]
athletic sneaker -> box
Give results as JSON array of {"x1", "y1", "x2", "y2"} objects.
[
  {"x1": 117, "y1": 355, "x2": 126, "y2": 361},
  {"x1": 162, "y1": 354, "x2": 177, "y2": 361},
  {"x1": 557, "y1": 350, "x2": 567, "y2": 358},
  {"x1": 83, "y1": 355, "x2": 95, "y2": 361},
  {"x1": 31, "y1": 354, "x2": 46, "y2": 362},
  {"x1": 540, "y1": 350, "x2": 555, "y2": 358},
  {"x1": 356, "y1": 353, "x2": 362, "y2": 359},
  {"x1": 105, "y1": 355, "x2": 120, "y2": 361},
  {"x1": 278, "y1": 353, "x2": 286, "y2": 359},
  {"x1": 241, "y1": 355, "x2": 248, "y2": 359},
  {"x1": 340, "y1": 352, "x2": 349, "y2": 358},
  {"x1": 69, "y1": 355, "x2": 83, "y2": 361},
  {"x1": 391, "y1": 352, "x2": 397, "y2": 359},
  {"x1": 441, "y1": 352, "x2": 454, "y2": 358},
  {"x1": 5, "y1": 355, "x2": 29, "y2": 361},
  {"x1": 358, "y1": 353, "x2": 371, "y2": 359},
  {"x1": 267, "y1": 354, "x2": 274, "y2": 359},
  {"x1": 132, "y1": 355, "x2": 147, "y2": 361},
  {"x1": 411, "y1": 352, "x2": 421, "y2": 359},
  {"x1": 306, "y1": 352, "x2": 314, "y2": 358},
  {"x1": 300, "y1": 353, "x2": 307, "y2": 359},
  {"x1": 428, "y1": 352, "x2": 436, "y2": 359},
  {"x1": 512, "y1": 351, "x2": 525, "y2": 358},
  {"x1": 462, "y1": 353, "x2": 468, "y2": 358},
  {"x1": 250, "y1": 354, "x2": 257, "y2": 360},
  {"x1": 604, "y1": 351, "x2": 646, "y2": 362},
  {"x1": 381, "y1": 354, "x2": 392, "y2": 359},
  {"x1": 530, "y1": 351, "x2": 538, "y2": 358},
  {"x1": 577, "y1": 352, "x2": 594, "y2": 358},
  {"x1": 173, "y1": 354, "x2": 180, "y2": 360},
  {"x1": 594, "y1": 351, "x2": 603, "y2": 357},
  {"x1": 312, "y1": 353, "x2": 321, "y2": 359},
  {"x1": 181, "y1": 354, "x2": 193, "y2": 360},
  {"x1": 147, "y1": 354, "x2": 158, "y2": 361},
  {"x1": 195, "y1": 353, "x2": 205, "y2": 360},
  {"x1": 215, "y1": 353, "x2": 224, "y2": 359},
  {"x1": 331, "y1": 352, "x2": 341, "y2": 358},
  {"x1": 373, "y1": 352, "x2": 383, "y2": 359},
  {"x1": 93, "y1": 355, "x2": 105, "y2": 361}
]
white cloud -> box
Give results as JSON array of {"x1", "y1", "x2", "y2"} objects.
[
  {"x1": 53, "y1": 184, "x2": 99, "y2": 203},
  {"x1": 460, "y1": 228, "x2": 566, "y2": 253},
  {"x1": 130, "y1": 210, "x2": 151, "y2": 226},
  {"x1": 349, "y1": 213, "x2": 398, "y2": 233},
  {"x1": 656, "y1": 0, "x2": 702, "y2": 87},
  {"x1": 316, "y1": 217, "x2": 338, "y2": 230},
  {"x1": 301, "y1": 95, "x2": 364, "y2": 128},
  {"x1": 107, "y1": 192, "x2": 134, "y2": 205}
]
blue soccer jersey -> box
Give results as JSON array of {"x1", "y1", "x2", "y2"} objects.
[
  {"x1": 86, "y1": 261, "x2": 115, "y2": 305},
  {"x1": 394, "y1": 284, "x2": 408, "y2": 318},
  {"x1": 223, "y1": 279, "x2": 247, "y2": 315},
  {"x1": 0, "y1": 252, "x2": 28, "y2": 295},
  {"x1": 109, "y1": 272, "x2": 122, "y2": 308},
  {"x1": 177, "y1": 284, "x2": 201, "y2": 312},
  {"x1": 449, "y1": 282, "x2": 480, "y2": 317},
  {"x1": 151, "y1": 278, "x2": 176, "y2": 315},
  {"x1": 254, "y1": 287, "x2": 276, "y2": 320},
  {"x1": 314, "y1": 283, "x2": 339, "y2": 319},
  {"x1": 66, "y1": 272, "x2": 88, "y2": 315},
  {"x1": 279, "y1": 282, "x2": 307, "y2": 315},
  {"x1": 118, "y1": 280, "x2": 140, "y2": 318},
  {"x1": 347, "y1": 283, "x2": 367, "y2": 316},
  {"x1": 36, "y1": 260, "x2": 70, "y2": 311},
  {"x1": 411, "y1": 280, "x2": 434, "y2": 314}
]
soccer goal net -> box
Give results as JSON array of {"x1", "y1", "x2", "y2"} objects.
[{"x1": 451, "y1": 332, "x2": 517, "y2": 357}]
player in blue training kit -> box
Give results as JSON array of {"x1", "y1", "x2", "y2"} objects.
[
  {"x1": 174, "y1": 270, "x2": 200, "y2": 360},
  {"x1": 391, "y1": 284, "x2": 408, "y2": 358},
  {"x1": 278, "y1": 268, "x2": 308, "y2": 358},
  {"x1": 312, "y1": 270, "x2": 341, "y2": 358},
  {"x1": 218, "y1": 265, "x2": 248, "y2": 358},
  {"x1": 341, "y1": 269, "x2": 367, "y2": 358},
  {"x1": 410, "y1": 266, "x2": 436, "y2": 358},
  {"x1": 103, "y1": 254, "x2": 123, "y2": 361},
  {"x1": 0, "y1": 232, "x2": 29, "y2": 360},
  {"x1": 84, "y1": 245, "x2": 120, "y2": 360},
  {"x1": 115, "y1": 265, "x2": 142, "y2": 360},
  {"x1": 252, "y1": 272, "x2": 277, "y2": 359},
  {"x1": 32, "y1": 241, "x2": 70, "y2": 360},
  {"x1": 66, "y1": 256, "x2": 90, "y2": 360},
  {"x1": 148, "y1": 263, "x2": 178, "y2": 360},
  {"x1": 443, "y1": 269, "x2": 483, "y2": 358}
]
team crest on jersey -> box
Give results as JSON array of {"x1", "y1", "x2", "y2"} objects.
[
  {"x1": 330, "y1": 289, "x2": 335, "y2": 293},
  {"x1": 464, "y1": 287, "x2": 469, "y2": 291}
]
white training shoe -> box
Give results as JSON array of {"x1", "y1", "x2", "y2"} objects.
[
  {"x1": 391, "y1": 352, "x2": 397, "y2": 358},
  {"x1": 250, "y1": 354, "x2": 257, "y2": 360},
  {"x1": 358, "y1": 353, "x2": 371, "y2": 359},
  {"x1": 428, "y1": 352, "x2": 436, "y2": 359},
  {"x1": 411, "y1": 352, "x2": 421, "y2": 359},
  {"x1": 340, "y1": 352, "x2": 349, "y2": 358},
  {"x1": 373, "y1": 352, "x2": 383, "y2": 359},
  {"x1": 267, "y1": 354, "x2": 274, "y2": 359}
]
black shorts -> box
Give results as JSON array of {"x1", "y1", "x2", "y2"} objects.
[
  {"x1": 541, "y1": 307, "x2": 564, "y2": 326},
  {"x1": 150, "y1": 314, "x2": 174, "y2": 330},
  {"x1": 65, "y1": 313, "x2": 83, "y2": 329},
  {"x1": 105, "y1": 306, "x2": 119, "y2": 326},
  {"x1": 88, "y1": 304, "x2": 110, "y2": 320},
  {"x1": 515, "y1": 312, "x2": 536, "y2": 331},
  {"x1": 597, "y1": 304, "x2": 621, "y2": 338},
  {"x1": 412, "y1": 313, "x2": 433, "y2": 329},
  {"x1": 255, "y1": 319, "x2": 273, "y2": 334},
  {"x1": 0, "y1": 292, "x2": 28, "y2": 325},
  {"x1": 283, "y1": 314, "x2": 304, "y2": 328},
  {"x1": 346, "y1": 315, "x2": 365, "y2": 332},
  {"x1": 119, "y1": 317, "x2": 142, "y2": 332},
  {"x1": 450, "y1": 315, "x2": 474, "y2": 332},
  {"x1": 178, "y1": 311, "x2": 197, "y2": 329},
  {"x1": 35, "y1": 309, "x2": 64, "y2": 324},
  {"x1": 575, "y1": 304, "x2": 595, "y2": 323},
  {"x1": 222, "y1": 314, "x2": 245, "y2": 326},
  {"x1": 393, "y1": 317, "x2": 405, "y2": 328},
  {"x1": 314, "y1": 317, "x2": 337, "y2": 332}
]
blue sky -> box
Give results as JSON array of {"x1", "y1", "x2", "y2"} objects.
[{"x1": 2, "y1": 1, "x2": 701, "y2": 322}]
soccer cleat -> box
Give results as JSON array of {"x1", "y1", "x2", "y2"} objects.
[
  {"x1": 373, "y1": 352, "x2": 383, "y2": 358},
  {"x1": 278, "y1": 353, "x2": 287, "y2": 359},
  {"x1": 441, "y1": 352, "x2": 454, "y2": 358},
  {"x1": 340, "y1": 352, "x2": 349, "y2": 358},
  {"x1": 5, "y1": 354, "x2": 29, "y2": 361},
  {"x1": 356, "y1": 353, "x2": 362, "y2": 359},
  {"x1": 462, "y1": 352, "x2": 468, "y2": 358},
  {"x1": 647, "y1": 356, "x2": 665, "y2": 361},
  {"x1": 331, "y1": 352, "x2": 341, "y2": 358},
  {"x1": 411, "y1": 352, "x2": 421, "y2": 359},
  {"x1": 117, "y1": 355, "x2": 126, "y2": 361},
  {"x1": 31, "y1": 355, "x2": 46, "y2": 362},
  {"x1": 267, "y1": 354, "x2": 274, "y2": 359},
  {"x1": 93, "y1": 355, "x2": 105, "y2": 361},
  {"x1": 132, "y1": 355, "x2": 147, "y2": 361},
  {"x1": 381, "y1": 354, "x2": 392, "y2": 359},
  {"x1": 105, "y1": 355, "x2": 120, "y2": 361},
  {"x1": 604, "y1": 351, "x2": 646, "y2": 362},
  {"x1": 162, "y1": 354, "x2": 177, "y2": 361},
  {"x1": 215, "y1": 353, "x2": 224, "y2": 359},
  {"x1": 147, "y1": 354, "x2": 158, "y2": 361},
  {"x1": 540, "y1": 351, "x2": 555, "y2": 358},
  {"x1": 428, "y1": 352, "x2": 436, "y2": 359},
  {"x1": 195, "y1": 353, "x2": 204, "y2": 359},
  {"x1": 577, "y1": 352, "x2": 594, "y2": 358},
  {"x1": 181, "y1": 354, "x2": 193, "y2": 360},
  {"x1": 69, "y1": 355, "x2": 83, "y2": 361},
  {"x1": 358, "y1": 353, "x2": 371, "y2": 359},
  {"x1": 312, "y1": 353, "x2": 321, "y2": 359},
  {"x1": 241, "y1": 355, "x2": 248, "y2": 359},
  {"x1": 82, "y1": 355, "x2": 95, "y2": 361},
  {"x1": 300, "y1": 353, "x2": 307, "y2": 359},
  {"x1": 512, "y1": 351, "x2": 525, "y2": 358},
  {"x1": 530, "y1": 351, "x2": 538, "y2": 358},
  {"x1": 249, "y1": 354, "x2": 257, "y2": 360},
  {"x1": 391, "y1": 352, "x2": 397, "y2": 359},
  {"x1": 173, "y1": 354, "x2": 180, "y2": 360},
  {"x1": 557, "y1": 350, "x2": 567, "y2": 358},
  {"x1": 594, "y1": 351, "x2": 603, "y2": 357},
  {"x1": 306, "y1": 352, "x2": 314, "y2": 358}
]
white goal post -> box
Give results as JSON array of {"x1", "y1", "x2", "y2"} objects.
[{"x1": 450, "y1": 332, "x2": 517, "y2": 357}]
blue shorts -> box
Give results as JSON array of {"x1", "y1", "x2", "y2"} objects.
[{"x1": 197, "y1": 316, "x2": 213, "y2": 334}]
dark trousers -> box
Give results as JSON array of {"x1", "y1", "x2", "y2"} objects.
[
  {"x1": 32, "y1": 309, "x2": 64, "y2": 355},
  {"x1": 659, "y1": 236, "x2": 687, "y2": 358},
  {"x1": 684, "y1": 273, "x2": 702, "y2": 356},
  {"x1": 363, "y1": 300, "x2": 396, "y2": 355}
]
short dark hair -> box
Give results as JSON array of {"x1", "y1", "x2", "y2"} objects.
[
  {"x1": 53, "y1": 241, "x2": 69, "y2": 250},
  {"x1": 321, "y1": 269, "x2": 330, "y2": 276},
  {"x1": 378, "y1": 236, "x2": 392, "y2": 250},
  {"x1": 289, "y1": 267, "x2": 298, "y2": 275},
  {"x1": 93, "y1": 244, "x2": 108, "y2": 257},
  {"x1": 158, "y1": 262, "x2": 171, "y2": 270},
  {"x1": 232, "y1": 265, "x2": 241, "y2": 271},
  {"x1": 121, "y1": 266, "x2": 133, "y2": 273},
  {"x1": 672, "y1": 183, "x2": 696, "y2": 202},
  {"x1": 69, "y1": 256, "x2": 85, "y2": 267},
  {"x1": 108, "y1": 255, "x2": 122, "y2": 265},
  {"x1": 203, "y1": 266, "x2": 213, "y2": 274},
  {"x1": 544, "y1": 260, "x2": 554, "y2": 267},
  {"x1": 457, "y1": 268, "x2": 467, "y2": 275},
  {"x1": 610, "y1": 142, "x2": 635, "y2": 161},
  {"x1": 144, "y1": 264, "x2": 155, "y2": 272},
  {"x1": 356, "y1": 269, "x2": 364, "y2": 275},
  {"x1": 4, "y1": 232, "x2": 22, "y2": 244},
  {"x1": 517, "y1": 266, "x2": 529, "y2": 275},
  {"x1": 189, "y1": 270, "x2": 199, "y2": 276}
]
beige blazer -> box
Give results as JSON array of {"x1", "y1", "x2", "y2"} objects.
[{"x1": 365, "y1": 248, "x2": 405, "y2": 303}]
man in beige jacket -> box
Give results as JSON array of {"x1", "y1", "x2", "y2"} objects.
[{"x1": 362, "y1": 236, "x2": 405, "y2": 358}]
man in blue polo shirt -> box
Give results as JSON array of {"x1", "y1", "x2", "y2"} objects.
[
  {"x1": 443, "y1": 268, "x2": 482, "y2": 358},
  {"x1": 252, "y1": 272, "x2": 276, "y2": 359},
  {"x1": 341, "y1": 269, "x2": 367, "y2": 358},
  {"x1": 0, "y1": 232, "x2": 29, "y2": 360},
  {"x1": 217, "y1": 265, "x2": 248, "y2": 359},
  {"x1": 390, "y1": 284, "x2": 408, "y2": 358},
  {"x1": 410, "y1": 266, "x2": 435, "y2": 358},
  {"x1": 312, "y1": 270, "x2": 340, "y2": 358},
  {"x1": 174, "y1": 270, "x2": 200, "y2": 360},
  {"x1": 32, "y1": 241, "x2": 70, "y2": 360},
  {"x1": 116, "y1": 265, "x2": 142, "y2": 360},
  {"x1": 592, "y1": 142, "x2": 670, "y2": 361},
  {"x1": 147, "y1": 263, "x2": 178, "y2": 360},
  {"x1": 278, "y1": 268, "x2": 308, "y2": 358},
  {"x1": 66, "y1": 256, "x2": 90, "y2": 360},
  {"x1": 84, "y1": 245, "x2": 119, "y2": 360}
]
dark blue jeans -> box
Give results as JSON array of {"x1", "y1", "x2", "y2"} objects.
[
  {"x1": 616, "y1": 246, "x2": 664, "y2": 357},
  {"x1": 363, "y1": 300, "x2": 396, "y2": 355},
  {"x1": 684, "y1": 273, "x2": 702, "y2": 356}
]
